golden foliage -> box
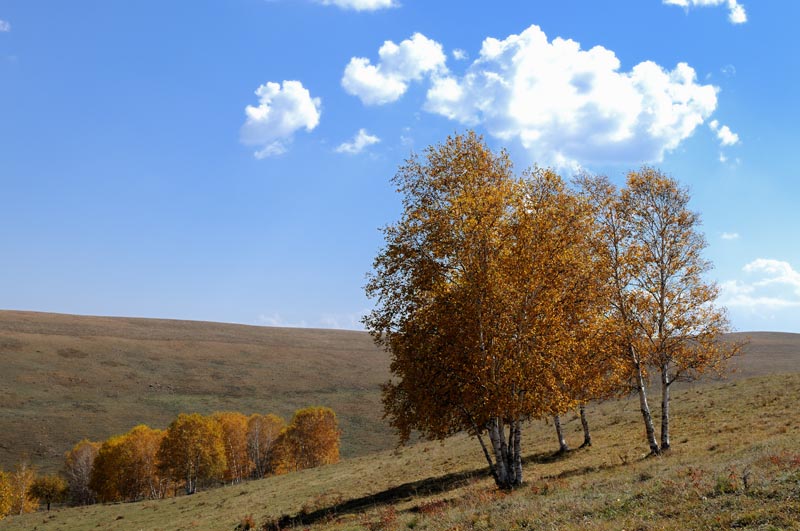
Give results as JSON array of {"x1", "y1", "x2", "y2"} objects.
[
  {"x1": 28, "y1": 474, "x2": 67, "y2": 511},
  {"x1": 0, "y1": 469, "x2": 12, "y2": 520},
  {"x1": 579, "y1": 168, "x2": 742, "y2": 452},
  {"x1": 157, "y1": 413, "x2": 226, "y2": 495},
  {"x1": 247, "y1": 413, "x2": 285, "y2": 478},
  {"x1": 272, "y1": 407, "x2": 340, "y2": 474},
  {"x1": 364, "y1": 132, "x2": 612, "y2": 487},
  {"x1": 7, "y1": 461, "x2": 38, "y2": 515},
  {"x1": 212, "y1": 412, "x2": 253, "y2": 483}
]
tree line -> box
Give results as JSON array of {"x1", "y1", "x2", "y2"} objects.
[
  {"x1": 0, "y1": 406, "x2": 340, "y2": 517},
  {"x1": 364, "y1": 132, "x2": 743, "y2": 489}
]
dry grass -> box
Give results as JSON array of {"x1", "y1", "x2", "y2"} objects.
[
  {"x1": 4, "y1": 372, "x2": 800, "y2": 530},
  {"x1": 1, "y1": 311, "x2": 798, "y2": 530},
  {"x1": 0, "y1": 310, "x2": 795, "y2": 474},
  {"x1": 0, "y1": 310, "x2": 390, "y2": 471}
]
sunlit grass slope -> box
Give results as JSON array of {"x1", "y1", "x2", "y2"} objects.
[{"x1": 4, "y1": 370, "x2": 800, "y2": 530}]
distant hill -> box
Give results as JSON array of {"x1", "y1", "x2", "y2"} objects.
[
  {"x1": 0, "y1": 310, "x2": 797, "y2": 474},
  {"x1": 0, "y1": 310, "x2": 390, "y2": 472}
]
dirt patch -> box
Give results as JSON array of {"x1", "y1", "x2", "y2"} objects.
[{"x1": 57, "y1": 348, "x2": 89, "y2": 359}]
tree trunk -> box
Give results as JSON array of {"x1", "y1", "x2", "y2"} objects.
[
  {"x1": 579, "y1": 404, "x2": 592, "y2": 448},
  {"x1": 632, "y1": 348, "x2": 660, "y2": 455},
  {"x1": 486, "y1": 418, "x2": 522, "y2": 489},
  {"x1": 512, "y1": 421, "x2": 522, "y2": 484},
  {"x1": 553, "y1": 415, "x2": 569, "y2": 453},
  {"x1": 661, "y1": 368, "x2": 671, "y2": 451}
]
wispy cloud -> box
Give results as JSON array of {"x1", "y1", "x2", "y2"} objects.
[
  {"x1": 0, "y1": 20, "x2": 10, "y2": 32},
  {"x1": 257, "y1": 313, "x2": 309, "y2": 328},
  {"x1": 317, "y1": 0, "x2": 398, "y2": 11},
  {"x1": 336, "y1": 128, "x2": 380, "y2": 154},
  {"x1": 663, "y1": 0, "x2": 747, "y2": 24},
  {"x1": 721, "y1": 232, "x2": 740, "y2": 240},
  {"x1": 721, "y1": 259, "x2": 800, "y2": 311},
  {"x1": 319, "y1": 311, "x2": 367, "y2": 330}
]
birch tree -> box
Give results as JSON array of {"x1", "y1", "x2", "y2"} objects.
[
  {"x1": 157, "y1": 413, "x2": 226, "y2": 495},
  {"x1": 622, "y1": 167, "x2": 742, "y2": 451},
  {"x1": 578, "y1": 173, "x2": 661, "y2": 454},
  {"x1": 271, "y1": 407, "x2": 340, "y2": 473},
  {"x1": 580, "y1": 169, "x2": 740, "y2": 454},
  {"x1": 365, "y1": 133, "x2": 605, "y2": 489},
  {"x1": 213, "y1": 412, "x2": 253, "y2": 484},
  {"x1": 64, "y1": 439, "x2": 100, "y2": 505},
  {"x1": 247, "y1": 413, "x2": 284, "y2": 478}
]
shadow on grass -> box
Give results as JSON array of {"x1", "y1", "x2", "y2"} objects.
[{"x1": 263, "y1": 448, "x2": 584, "y2": 530}]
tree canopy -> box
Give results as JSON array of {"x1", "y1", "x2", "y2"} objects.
[{"x1": 365, "y1": 132, "x2": 612, "y2": 488}]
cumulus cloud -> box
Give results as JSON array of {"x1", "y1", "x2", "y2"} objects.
[
  {"x1": 336, "y1": 128, "x2": 381, "y2": 154},
  {"x1": 663, "y1": 0, "x2": 747, "y2": 24},
  {"x1": 424, "y1": 24, "x2": 718, "y2": 168},
  {"x1": 721, "y1": 232, "x2": 740, "y2": 240},
  {"x1": 709, "y1": 119, "x2": 739, "y2": 146},
  {"x1": 342, "y1": 32, "x2": 447, "y2": 105},
  {"x1": 317, "y1": 0, "x2": 398, "y2": 10},
  {"x1": 0, "y1": 20, "x2": 10, "y2": 32},
  {"x1": 240, "y1": 80, "x2": 321, "y2": 158},
  {"x1": 721, "y1": 259, "x2": 800, "y2": 310}
]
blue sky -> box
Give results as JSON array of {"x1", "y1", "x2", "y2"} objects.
[{"x1": 1, "y1": 0, "x2": 798, "y2": 332}]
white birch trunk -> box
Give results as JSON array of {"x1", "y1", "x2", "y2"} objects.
[
  {"x1": 579, "y1": 404, "x2": 592, "y2": 448},
  {"x1": 554, "y1": 415, "x2": 569, "y2": 453},
  {"x1": 633, "y1": 347, "x2": 660, "y2": 454},
  {"x1": 661, "y1": 368, "x2": 671, "y2": 451}
]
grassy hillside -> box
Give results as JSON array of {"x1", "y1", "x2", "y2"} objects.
[
  {"x1": 3, "y1": 371, "x2": 799, "y2": 530},
  {"x1": 0, "y1": 309, "x2": 796, "y2": 481},
  {"x1": 0, "y1": 310, "x2": 390, "y2": 471}
]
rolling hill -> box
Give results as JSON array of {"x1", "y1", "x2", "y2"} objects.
[
  {"x1": 0, "y1": 309, "x2": 797, "y2": 478},
  {"x1": 3, "y1": 372, "x2": 799, "y2": 530},
  {"x1": 0, "y1": 310, "x2": 390, "y2": 472}
]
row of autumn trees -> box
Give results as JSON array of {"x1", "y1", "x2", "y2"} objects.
[
  {"x1": 0, "y1": 407, "x2": 339, "y2": 517},
  {"x1": 364, "y1": 132, "x2": 742, "y2": 490}
]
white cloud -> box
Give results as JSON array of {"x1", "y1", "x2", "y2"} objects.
[
  {"x1": 336, "y1": 128, "x2": 381, "y2": 154},
  {"x1": 709, "y1": 119, "x2": 739, "y2": 146},
  {"x1": 721, "y1": 259, "x2": 800, "y2": 310},
  {"x1": 663, "y1": 0, "x2": 747, "y2": 24},
  {"x1": 257, "y1": 313, "x2": 309, "y2": 328},
  {"x1": 319, "y1": 311, "x2": 367, "y2": 330},
  {"x1": 0, "y1": 20, "x2": 10, "y2": 32},
  {"x1": 240, "y1": 80, "x2": 321, "y2": 158},
  {"x1": 342, "y1": 32, "x2": 447, "y2": 105},
  {"x1": 317, "y1": 0, "x2": 398, "y2": 10},
  {"x1": 721, "y1": 232, "x2": 739, "y2": 240},
  {"x1": 452, "y1": 48, "x2": 468, "y2": 61},
  {"x1": 258, "y1": 311, "x2": 365, "y2": 330},
  {"x1": 424, "y1": 24, "x2": 719, "y2": 168}
]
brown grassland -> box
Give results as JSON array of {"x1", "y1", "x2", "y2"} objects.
[
  {"x1": 0, "y1": 310, "x2": 389, "y2": 471},
  {"x1": 1, "y1": 310, "x2": 799, "y2": 530}
]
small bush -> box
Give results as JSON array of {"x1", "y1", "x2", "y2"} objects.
[{"x1": 235, "y1": 514, "x2": 256, "y2": 531}]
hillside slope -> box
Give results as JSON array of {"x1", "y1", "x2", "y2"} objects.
[
  {"x1": 0, "y1": 310, "x2": 390, "y2": 471},
  {"x1": 3, "y1": 372, "x2": 799, "y2": 530},
  {"x1": 0, "y1": 310, "x2": 796, "y2": 476}
]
